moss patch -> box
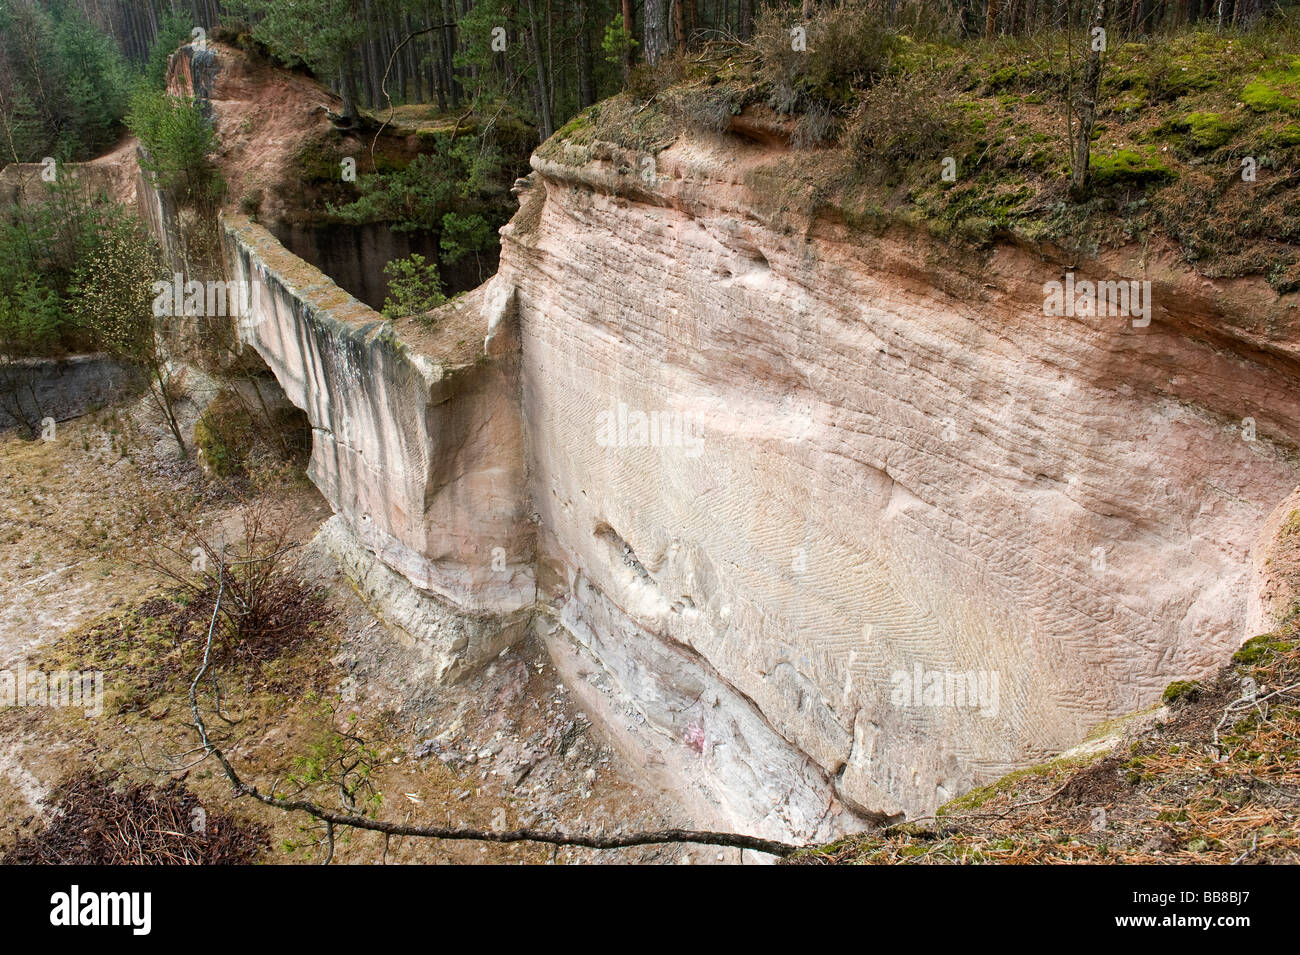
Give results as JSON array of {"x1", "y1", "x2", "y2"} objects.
[
  {"x1": 194, "y1": 387, "x2": 309, "y2": 481},
  {"x1": 1241, "y1": 59, "x2": 1300, "y2": 115},
  {"x1": 1182, "y1": 111, "x2": 1236, "y2": 149},
  {"x1": 1161, "y1": 679, "x2": 1204, "y2": 705},
  {"x1": 1090, "y1": 148, "x2": 1176, "y2": 186}
]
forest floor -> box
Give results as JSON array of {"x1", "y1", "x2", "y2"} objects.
[{"x1": 561, "y1": 20, "x2": 1300, "y2": 292}]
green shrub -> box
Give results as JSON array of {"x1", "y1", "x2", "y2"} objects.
[
  {"x1": 194, "y1": 390, "x2": 257, "y2": 478},
  {"x1": 329, "y1": 137, "x2": 508, "y2": 237},
  {"x1": 194, "y1": 387, "x2": 309, "y2": 479},
  {"x1": 845, "y1": 73, "x2": 962, "y2": 171},
  {"x1": 439, "y1": 212, "x2": 494, "y2": 264},
  {"x1": 0, "y1": 278, "x2": 63, "y2": 358},
  {"x1": 600, "y1": 14, "x2": 638, "y2": 68},
  {"x1": 73, "y1": 218, "x2": 164, "y2": 358},
  {"x1": 72, "y1": 216, "x2": 187, "y2": 453},
  {"x1": 381, "y1": 254, "x2": 446, "y2": 321},
  {"x1": 127, "y1": 89, "x2": 225, "y2": 208},
  {"x1": 194, "y1": 409, "x2": 242, "y2": 478}
]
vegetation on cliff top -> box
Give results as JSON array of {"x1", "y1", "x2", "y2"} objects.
[{"x1": 548, "y1": 6, "x2": 1300, "y2": 291}]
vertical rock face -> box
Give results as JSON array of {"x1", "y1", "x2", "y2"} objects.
[
  {"x1": 1251, "y1": 487, "x2": 1300, "y2": 636},
  {"x1": 490, "y1": 134, "x2": 1300, "y2": 834},
  {"x1": 224, "y1": 216, "x2": 535, "y2": 678},
  {"x1": 0, "y1": 356, "x2": 144, "y2": 432},
  {"x1": 222, "y1": 121, "x2": 1300, "y2": 844}
]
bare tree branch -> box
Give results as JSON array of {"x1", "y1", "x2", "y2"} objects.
[{"x1": 188, "y1": 568, "x2": 804, "y2": 860}]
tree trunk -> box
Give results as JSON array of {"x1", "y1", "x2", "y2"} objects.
[
  {"x1": 148, "y1": 359, "x2": 187, "y2": 458},
  {"x1": 577, "y1": 0, "x2": 596, "y2": 106},
  {"x1": 1070, "y1": 0, "x2": 1107, "y2": 197},
  {"x1": 406, "y1": 12, "x2": 422, "y2": 102},
  {"x1": 547, "y1": 0, "x2": 555, "y2": 113},
  {"x1": 425, "y1": 7, "x2": 447, "y2": 111},
  {"x1": 644, "y1": 0, "x2": 668, "y2": 66},
  {"x1": 441, "y1": 0, "x2": 460, "y2": 108},
  {"x1": 622, "y1": 0, "x2": 636, "y2": 71},
  {"x1": 362, "y1": 0, "x2": 382, "y2": 106},
  {"x1": 524, "y1": 0, "x2": 555, "y2": 138},
  {"x1": 340, "y1": 49, "x2": 361, "y2": 123}
]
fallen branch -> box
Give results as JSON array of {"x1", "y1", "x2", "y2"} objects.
[
  {"x1": 189, "y1": 574, "x2": 803, "y2": 859},
  {"x1": 1212, "y1": 680, "x2": 1300, "y2": 755},
  {"x1": 370, "y1": 25, "x2": 476, "y2": 167}
]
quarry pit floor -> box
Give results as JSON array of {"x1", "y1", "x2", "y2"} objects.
[{"x1": 0, "y1": 398, "x2": 714, "y2": 864}]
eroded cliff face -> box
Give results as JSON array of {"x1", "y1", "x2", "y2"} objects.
[
  {"x1": 224, "y1": 216, "x2": 535, "y2": 681},
  {"x1": 221, "y1": 117, "x2": 1300, "y2": 843},
  {"x1": 488, "y1": 132, "x2": 1300, "y2": 834}
]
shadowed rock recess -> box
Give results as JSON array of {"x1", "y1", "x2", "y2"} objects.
[{"x1": 223, "y1": 122, "x2": 1300, "y2": 844}]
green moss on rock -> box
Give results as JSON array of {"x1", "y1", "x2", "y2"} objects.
[
  {"x1": 1161, "y1": 680, "x2": 1204, "y2": 705},
  {"x1": 1090, "y1": 148, "x2": 1176, "y2": 186}
]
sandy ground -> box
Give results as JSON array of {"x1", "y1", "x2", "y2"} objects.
[{"x1": 0, "y1": 394, "x2": 714, "y2": 864}]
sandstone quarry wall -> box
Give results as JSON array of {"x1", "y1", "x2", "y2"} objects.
[
  {"x1": 214, "y1": 106, "x2": 1300, "y2": 842},
  {"x1": 223, "y1": 215, "x2": 535, "y2": 680},
  {"x1": 0, "y1": 355, "x2": 144, "y2": 432},
  {"x1": 491, "y1": 133, "x2": 1300, "y2": 835}
]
